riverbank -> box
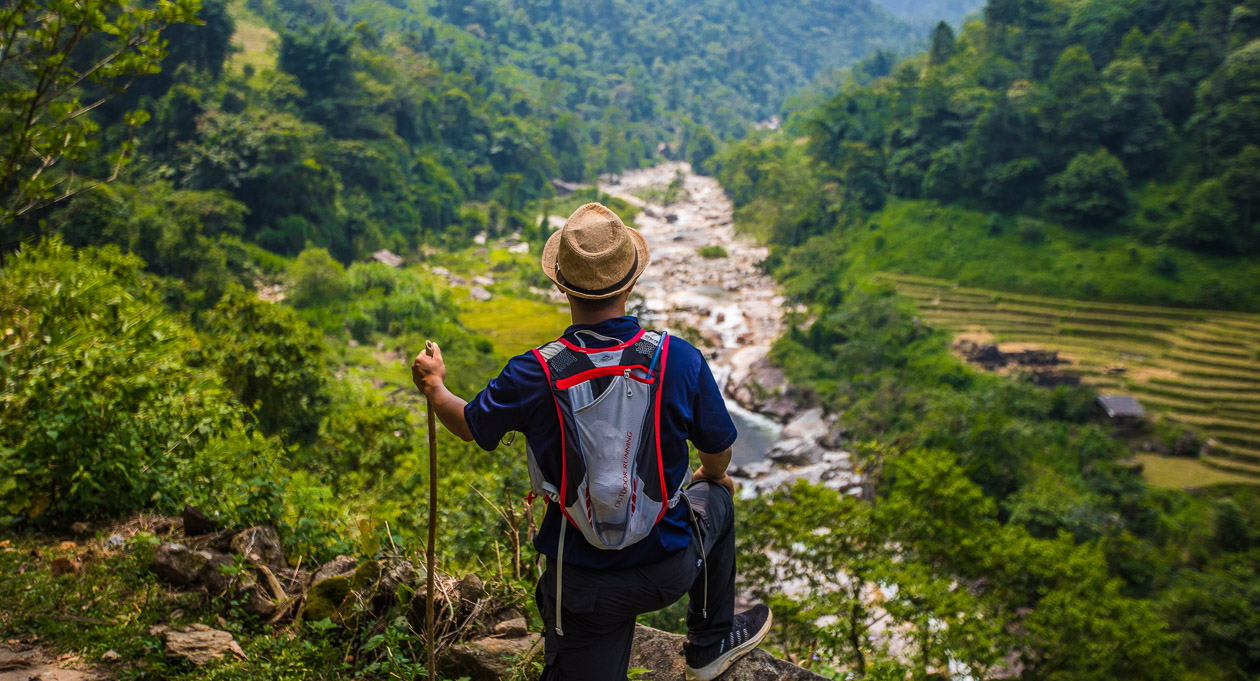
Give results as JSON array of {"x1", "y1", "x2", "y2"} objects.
[{"x1": 595, "y1": 164, "x2": 862, "y2": 497}]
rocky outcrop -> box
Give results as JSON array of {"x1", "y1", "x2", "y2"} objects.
[
  {"x1": 161, "y1": 624, "x2": 246, "y2": 665},
  {"x1": 629, "y1": 625, "x2": 826, "y2": 680}
]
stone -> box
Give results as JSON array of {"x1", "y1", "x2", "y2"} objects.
[
  {"x1": 629, "y1": 625, "x2": 824, "y2": 680},
  {"x1": 198, "y1": 553, "x2": 236, "y2": 596},
  {"x1": 491, "y1": 617, "x2": 528, "y2": 638},
  {"x1": 375, "y1": 560, "x2": 417, "y2": 607},
  {"x1": 469, "y1": 286, "x2": 492, "y2": 302},
  {"x1": 101, "y1": 650, "x2": 121, "y2": 662},
  {"x1": 162, "y1": 624, "x2": 246, "y2": 666},
  {"x1": 782, "y1": 408, "x2": 827, "y2": 444},
  {"x1": 150, "y1": 543, "x2": 215, "y2": 586},
  {"x1": 311, "y1": 555, "x2": 358, "y2": 585},
  {"x1": 303, "y1": 575, "x2": 352, "y2": 621},
  {"x1": 182, "y1": 505, "x2": 218, "y2": 537},
  {"x1": 441, "y1": 634, "x2": 541, "y2": 681},
  {"x1": 229, "y1": 526, "x2": 285, "y2": 570},
  {"x1": 471, "y1": 275, "x2": 494, "y2": 287},
  {"x1": 69, "y1": 522, "x2": 91, "y2": 536},
  {"x1": 459, "y1": 573, "x2": 485, "y2": 610},
  {"x1": 104, "y1": 534, "x2": 124, "y2": 550},
  {"x1": 766, "y1": 438, "x2": 824, "y2": 467}
]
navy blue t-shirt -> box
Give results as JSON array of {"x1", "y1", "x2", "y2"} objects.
[{"x1": 464, "y1": 316, "x2": 737, "y2": 569}]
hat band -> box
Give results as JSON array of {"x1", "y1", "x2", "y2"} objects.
[{"x1": 556, "y1": 252, "x2": 639, "y2": 297}]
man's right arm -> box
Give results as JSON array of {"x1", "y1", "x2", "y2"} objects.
[{"x1": 695, "y1": 447, "x2": 735, "y2": 496}]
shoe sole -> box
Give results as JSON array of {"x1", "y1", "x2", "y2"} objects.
[{"x1": 684, "y1": 610, "x2": 774, "y2": 681}]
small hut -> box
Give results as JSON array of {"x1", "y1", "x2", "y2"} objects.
[{"x1": 1097, "y1": 394, "x2": 1147, "y2": 432}]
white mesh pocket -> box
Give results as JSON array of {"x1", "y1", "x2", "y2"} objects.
[{"x1": 570, "y1": 375, "x2": 652, "y2": 547}]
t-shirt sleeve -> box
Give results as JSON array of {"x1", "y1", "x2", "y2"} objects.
[
  {"x1": 689, "y1": 357, "x2": 738, "y2": 454},
  {"x1": 463, "y1": 353, "x2": 542, "y2": 452}
]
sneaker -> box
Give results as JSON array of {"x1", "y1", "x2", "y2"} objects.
[{"x1": 683, "y1": 605, "x2": 773, "y2": 681}]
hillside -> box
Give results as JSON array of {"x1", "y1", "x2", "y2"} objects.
[{"x1": 253, "y1": 0, "x2": 919, "y2": 141}]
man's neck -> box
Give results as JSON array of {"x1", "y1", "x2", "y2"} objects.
[{"x1": 567, "y1": 296, "x2": 627, "y2": 327}]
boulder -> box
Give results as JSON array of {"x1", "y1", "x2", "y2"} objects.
[
  {"x1": 375, "y1": 559, "x2": 417, "y2": 607},
  {"x1": 459, "y1": 573, "x2": 485, "y2": 610},
  {"x1": 150, "y1": 543, "x2": 216, "y2": 586},
  {"x1": 182, "y1": 505, "x2": 218, "y2": 537},
  {"x1": 629, "y1": 625, "x2": 825, "y2": 680},
  {"x1": 766, "y1": 438, "x2": 824, "y2": 467},
  {"x1": 311, "y1": 555, "x2": 357, "y2": 585},
  {"x1": 441, "y1": 634, "x2": 541, "y2": 681},
  {"x1": 469, "y1": 286, "x2": 492, "y2": 302},
  {"x1": 198, "y1": 552, "x2": 236, "y2": 596},
  {"x1": 492, "y1": 617, "x2": 529, "y2": 638},
  {"x1": 229, "y1": 526, "x2": 285, "y2": 570},
  {"x1": 162, "y1": 624, "x2": 246, "y2": 665},
  {"x1": 781, "y1": 409, "x2": 827, "y2": 444}
]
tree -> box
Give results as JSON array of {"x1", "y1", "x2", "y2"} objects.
[
  {"x1": 0, "y1": 0, "x2": 199, "y2": 232},
  {"x1": 928, "y1": 20, "x2": 956, "y2": 66},
  {"x1": 1044, "y1": 45, "x2": 1109, "y2": 158},
  {"x1": 1046, "y1": 148, "x2": 1131, "y2": 227}
]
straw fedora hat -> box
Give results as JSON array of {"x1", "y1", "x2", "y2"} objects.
[{"x1": 542, "y1": 202, "x2": 650, "y2": 300}]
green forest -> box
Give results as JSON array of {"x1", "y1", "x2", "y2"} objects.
[{"x1": 2, "y1": 0, "x2": 1260, "y2": 679}]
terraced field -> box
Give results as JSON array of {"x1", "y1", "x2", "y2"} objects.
[{"x1": 877, "y1": 272, "x2": 1260, "y2": 481}]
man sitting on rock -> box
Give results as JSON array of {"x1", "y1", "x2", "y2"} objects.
[{"x1": 411, "y1": 203, "x2": 772, "y2": 681}]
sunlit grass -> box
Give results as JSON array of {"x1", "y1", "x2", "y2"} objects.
[
  {"x1": 227, "y1": 0, "x2": 277, "y2": 77},
  {"x1": 1135, "y1": 454, "x2": 1259, "y2": 489}
]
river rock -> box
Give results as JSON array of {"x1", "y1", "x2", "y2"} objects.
[
  {"x1": 150, "y1": 543, "x2": 217, "y2": 586},
  {"x1": 782, "y1": 408, "x2": 827, "y2": 444},
  {"x1": 230, "y1": 526, "x2": 285, "y2": 570},
  {"x1": 767, "y1": 437, "x2": 824, "y2": 466},
  {"x1": 162, "y1": 624, "x2": 246, "y2": 665},
  {"x1": 441, "y1": 634, "x2": 541, "y2": 681},
  {"x1": 629, "y1": 625, "x2": 824, "y2": 680},
  {"x1": 469, "y1": 286, "x2": 492, "y2": 302}
]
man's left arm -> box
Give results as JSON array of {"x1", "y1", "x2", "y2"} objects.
[{"x1": 411, "y1": 342, "x2": 474, "y2": 442}]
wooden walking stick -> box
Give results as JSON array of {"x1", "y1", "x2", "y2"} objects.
[{"x1": 423, "y1": 339, "x2": 439, "y2": 679}]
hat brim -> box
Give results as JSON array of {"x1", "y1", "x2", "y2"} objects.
[{"x1": 541, "y1": 226, "x2": 650, "y2": 300}]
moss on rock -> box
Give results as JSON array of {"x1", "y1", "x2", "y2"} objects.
[{"x1": 303, "y1": 575, "x2": 352, "y2": 621}]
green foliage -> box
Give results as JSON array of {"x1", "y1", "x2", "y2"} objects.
[
  {"x1": 697, "y1": 245, "x2": 727, "y2": 259},
  {"x1": 198, "y1": 286, "x2": 329, "y2": 442},
  {"x1": 0, "y1": 239, "x2": 276, "y2": 523},
  {"x1": 0, "y1": 0, "x2": 199, "y2": 227},
  {"x1": 289, "y1": 248, "x2": 348, "y2": 308},
  {"x1": 722, "y1": 0, "x2": 1260, "y2": 263},
  {"x1": 1046, "y1": 148, "x2": 1132, "y2": 227}
]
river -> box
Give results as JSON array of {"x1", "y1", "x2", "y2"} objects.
[{"x1": 596, "y1": 163, "x2": 789, "y2": 464}]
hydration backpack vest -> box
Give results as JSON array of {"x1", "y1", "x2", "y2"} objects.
[{"x1": 528, "y1": 327, "x2": 688, "y2": 635}]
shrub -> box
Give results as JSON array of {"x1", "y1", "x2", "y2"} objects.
[
  {"x1": 1046, "y1": 149, "x2": 1131, "y2": 227},
  {"x1": 0, "y1": 239, "x2": 274, "y2": 523},
  {"x1": 698, "y1": 244, "x2": 728, "y2": 258},
  {"x1": 289, "y1": 247, "x2": 349, "y2": 308}
]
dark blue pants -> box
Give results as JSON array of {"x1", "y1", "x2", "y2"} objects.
[{"x1": 536, "y1": 480, "x2": 736, "y2": 681}]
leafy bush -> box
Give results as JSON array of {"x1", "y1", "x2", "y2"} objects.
[
  {"x1": 1046, "y1": 148, "x2": 1132, "y2": 227},
  {"x1": 0, "y1": 239, "x2": 276, "y2": 523},
  {"x1": 289, "y1": 248, "x2": 349, "y2": 308},
  {"x1": 698, "y1": 245, "x2": 728, "y2": 259},
  {"x1": 198, "y1": 286, "x2": 329, "y2": 442}
]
